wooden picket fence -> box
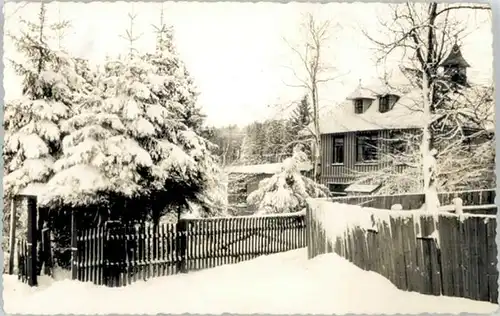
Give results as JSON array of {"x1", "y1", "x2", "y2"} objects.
[
  {"x1": 75, "y1": 213, "x2": 307, "y2": 287},
  {"x1": 16, "y1": 238, "x2": 30, "y2": 283},
  {"x1": 306, "y1": 202, "x2": 499, "y2": 304}
]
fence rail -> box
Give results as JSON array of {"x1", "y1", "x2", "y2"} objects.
[
  {"x1": 330, "y1": 189, "x2": 496, "y2": 210},
  {"x1": 75, "y1": 214, "x2": 306, "y2": 287},
  {"x1": 306, "y1": 201, "x2": 499, "y2": 304}
]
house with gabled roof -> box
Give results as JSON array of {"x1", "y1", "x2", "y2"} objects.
[
  {"x1": 309, "y1": 44, "x2": 494, "y2": 197},
  {"x1": 225, "y1": 161, "x2": 313, "y2": 201}
]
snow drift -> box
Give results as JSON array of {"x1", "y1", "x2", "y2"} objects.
[{"x1": 3, "y1": 249, "x2": 496, "y2": 315}]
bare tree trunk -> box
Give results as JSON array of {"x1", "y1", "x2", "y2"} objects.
[
  {"x1": 421, "y1": 69, "x2": 439, "y2": 210},
  {"x1": 282, "y1": 13, "x2": 344, "y2": 182},
  {"x1": 421, "y1": 5, "x2": 440, "y2": 211},
  {"x1": 312, "y1": 90, "x2": 321, "y2": 181}
]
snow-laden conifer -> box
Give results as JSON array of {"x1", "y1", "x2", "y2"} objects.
[
  {"x1": 247, "y1": 145, "x2": 329, "y2": 215},
  {"x1": 4, "y1": 4, "x2": 92, "y2": 200}
]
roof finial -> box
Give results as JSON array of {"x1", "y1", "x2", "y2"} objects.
[
  {"x1": 453, "y1": 34, "x2": 460, "y2": 50},
  {"x1": 358, "y1": 78, "x2": 362, "y2": 86}
]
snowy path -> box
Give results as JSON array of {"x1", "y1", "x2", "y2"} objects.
[{"x1": 3, "y1": 248, "x2": 498, "y2": 315}]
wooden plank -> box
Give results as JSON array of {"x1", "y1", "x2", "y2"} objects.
[
  {"x1": 378, "y1": 221, "x2": 391, "y2": 283},
  {"x1": 476, "y1": 217, "x2": 490, "y2": 302},
  {"x1": 390, "y1": 217, "x2": 407, "y2": 289},
  {"x1": 85, "y1": 229, "x2": 90, "y2": 283},
  {"x1": 306, "y1": 206, "x2": 313, "y2": 259},
  {"x1": 460, "y1": 217, "x2": 471, "y2": 299},
  {"x1": 375, "y1": 221, "x2": 386, "y2": 280},
  {"x1": 242, "y1": 218, "x2": 248, "y2": 261},
  {"x1": 486, "y1": 219, "x2": 498, "y2": 303},
  {"x1": 449, "y1": 216, "x2": 463, "y2": 297},
  {"x1": 422, "y1": 215, "x2": 441, "y2": 296},
  {"x1": 353, "y1": 228, "x2": 364, "y2": 269},
  {"x1": 468, "y1": 217, "x2": 480, "y2": 300},
  {"x1": 430, "y1": 237, "x2": 442, "y2": 296},
  {"x1": 438, "y1": 216, "x2": 454, "y2": 297},
  {"x1": 401, "y1": 215, "x2": 418, "y2": 292},
  {"x1": 421, "y1": 238, "x2": 433, "y2": 295},
  {"x1": 365, "y1": 230, "x2": 375, "y2": 272},
  {"x1": 413, "y1": 216, "x2": 427, "y2": 294},
  {"x1": 384, "y1": 221, "x2": 397, "y2": 286},
  {"x1": 26, "y1": 196, "x2": 38, "y2": 287}
]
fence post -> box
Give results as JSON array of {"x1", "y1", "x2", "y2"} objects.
[
  {"x1": 176, "y1": 219, "x2": 188, "y2": 273},
  {"x1": 8, "y1": 197, "x2": 18, "y2": 275},
  {"x1": 26, "y1": 195, "x2": 38, "y2": 287},
  {"x1": 71, "y1": 210, "x2": 78, "y2": 280},
  {"x1": 306, "y1": 204, "x2": 312, "y2": 259},
  {"x1": 41, "y1": 224, "x2": 52, "y2": 276},
  {"x1": 453, "y1": 198, "x2": 463, "y2": 215}
]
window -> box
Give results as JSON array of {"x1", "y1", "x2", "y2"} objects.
[
  {"x1": 444, "y1": 66, "x2": 467, "y2": 87},
  {"x1": 379, "y1": 95, "x2": 390, "y2": 113},
  {"x1": 332, "y1": 136, "x2": 344, "y2": 164},
  {"x1": 388, "y1": 131, "x2": 408, "y2": 155},
  {"x1": 354, "y1": 99, "x2": 364, "y2": 114},
  {"x1": 379, "y1": 95, "x2": 399, "y2": 113},
  {"x1": 356, "y1": 132, "x2": 378, "y2": 162},
  {"x1": 328, "y1": 183, "x2": 349, "y2": 197}
]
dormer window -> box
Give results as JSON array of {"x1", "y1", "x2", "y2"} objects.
[
  {"x1": 379, "y1": 94, "x2": 400, "y2": 113},
  {"x1": 354, "y1": 99, "x2": 364, "y2": 114},
  {"x1": 379, "y1": 96, "x2": 390, "y2": 113}
]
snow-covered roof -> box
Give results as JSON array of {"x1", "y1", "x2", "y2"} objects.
[
  {"x1": 346, "y1": 86, "x2": 377, "y2": 100},
  {"x1": 303, "y1": 76, "x2": 494, "y2": 135},
  {"x1": 344, "y1": 183, "x2": 381, "y2": 194},
  {"x1": 317, "y1": 86, "x2": 428, "y2": 134},
  {"x1": 440, "y1": 44, "x2": 471, "y2": 68},
  {"x1": 225, "y1": 162, "x2": 313, "y2": 175}
]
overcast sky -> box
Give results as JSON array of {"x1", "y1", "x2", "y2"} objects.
[{"x1": 3, "y1": 1, "x2": 493, "y2": 127}]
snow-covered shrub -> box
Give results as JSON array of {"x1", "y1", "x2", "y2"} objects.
[{"x1": 247, "y1": 146, "x2": 329, "y2": 215}]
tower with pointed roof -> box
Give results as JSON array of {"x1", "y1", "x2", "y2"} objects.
[{"x1": 440, "y1": 42, "x2": 470, "y2": 87}]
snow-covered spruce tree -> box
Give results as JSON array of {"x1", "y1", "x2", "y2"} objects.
[
  {"x1": 143, "y1": 20, "x2": 228, "y2": 219},
  {"x1": 3, "y1": 4, "x2": 99, "y2": 270},
  {"x1": 148, "y1": 21, "x2": 205, "y2": 134},
  {"x1": 44, "y1": 11, "x2": 143, "y2": 211},
  {"x1": 290, "y1": 95, "x2": 312, "y2": 135},
  {"x1": 3, "y1": 3, "x2": 91, "y2": 200},
  {"x1": 247, "y1": 145, "x2": 329, "y2": 215},
  {"x1": 47, "y1": 22, "x2": 228, "y2": 224}
]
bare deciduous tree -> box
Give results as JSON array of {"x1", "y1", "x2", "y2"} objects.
[
  {"x1": 282, "y1": 13, "x2": 346, "y2": 181},
  {"x1": 363, "y1": 3, "x2": 492, "y2": 209}
]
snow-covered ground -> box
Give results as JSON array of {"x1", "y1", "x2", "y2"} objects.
[{"x1": 3, "y1": 248, "x2": 497, "y2": 315}]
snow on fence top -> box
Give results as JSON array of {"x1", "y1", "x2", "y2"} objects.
[
  {"x1": 188, "y1": 209, "x2": 306, "y2": 222},
  {"x1": 329, "y1": 189, "x2": 496, "y2": 210},
  {"x1": 225, "y1": 162, "x2": 313, "y2": 175},
  {"x1": 306, "y1": 198, "x2": 496, "y2": 242}
]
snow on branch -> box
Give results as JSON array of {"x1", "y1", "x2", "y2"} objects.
[{"x1": 247, "y1": 145, "x2": 329, "y2": 215}]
